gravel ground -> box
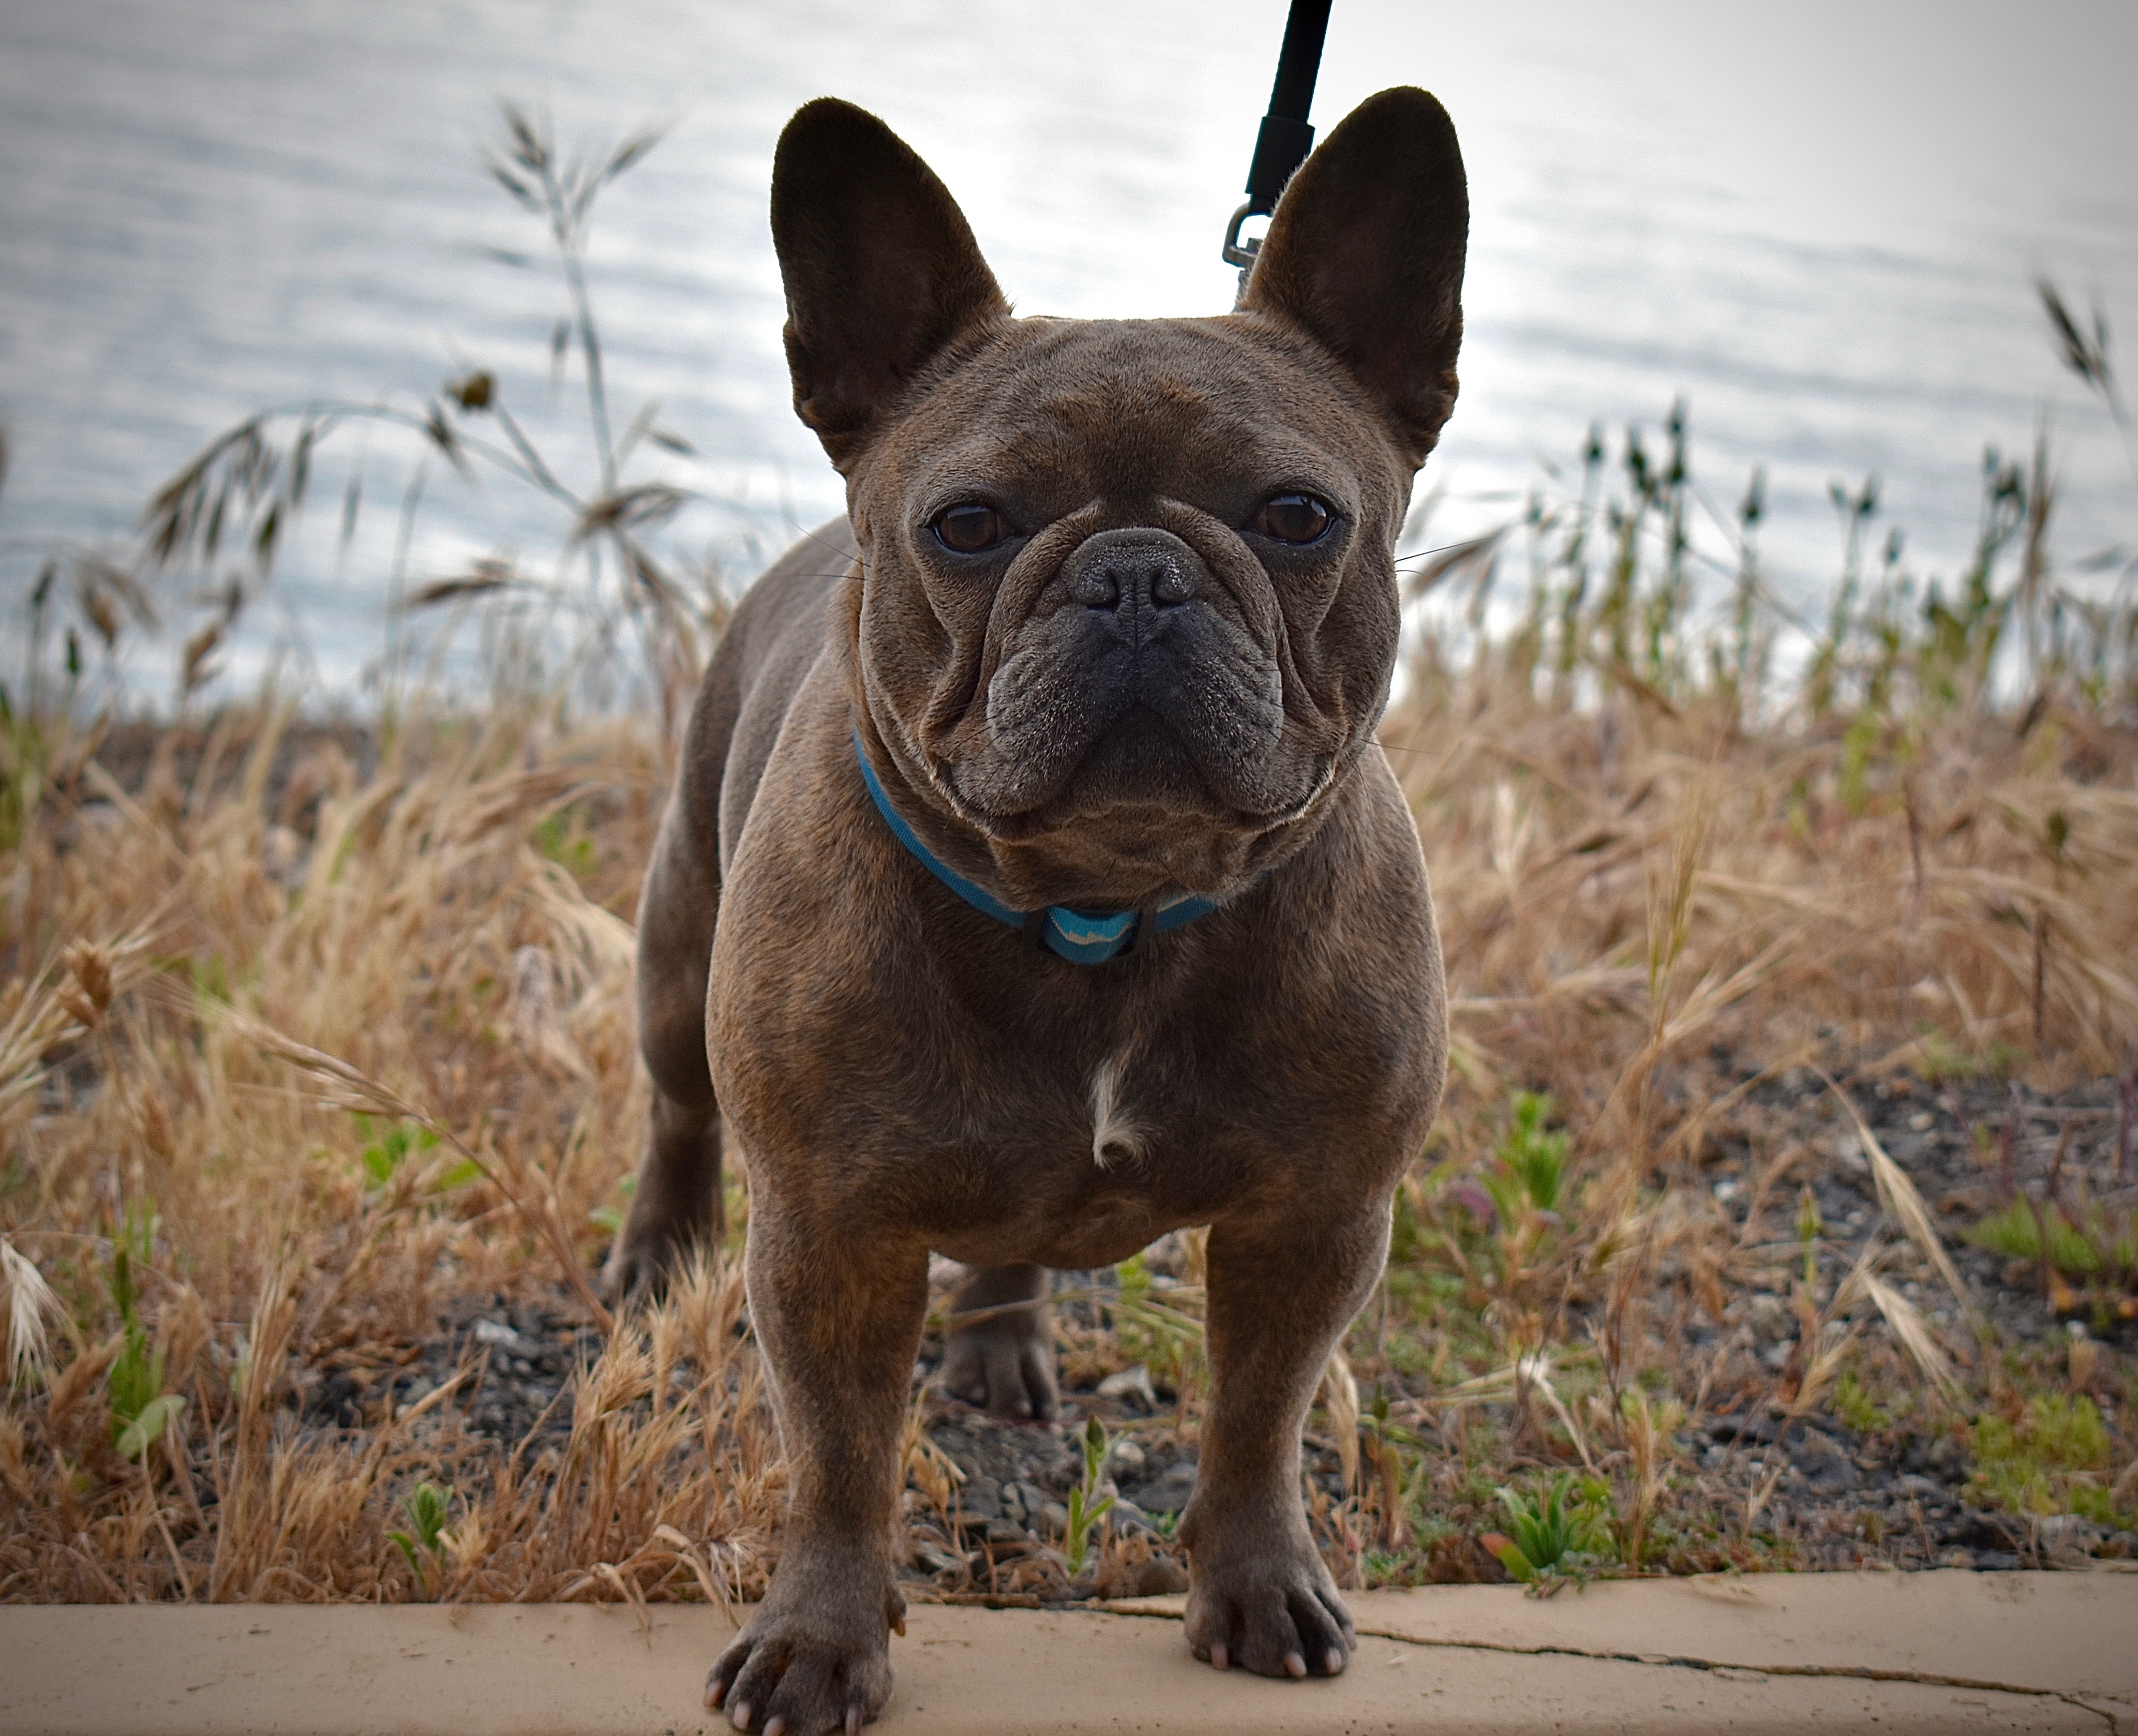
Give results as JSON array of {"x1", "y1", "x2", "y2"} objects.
[{"x1": 290, "y1": 1067, "x2": 2132, "y2": 1594}]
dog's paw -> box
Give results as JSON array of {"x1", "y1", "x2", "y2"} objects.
[
  {"x1": 1183, "y1": 1536, "x2": 1356, "y2": 1680},
  {"x1": 706, "y1": 1581, "x2": 903, "y2": 1736},
  {"x1": 939, "y1": 1264, "x2": 1058, "y2": 1421},
  {"x1": 599, "y1": 1199, "x2": 711, "y2": 1306},
  {"x1": 939, "y1": 1311, "x2": 1058, "y2": 1421}
]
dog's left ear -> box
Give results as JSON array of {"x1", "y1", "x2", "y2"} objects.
[
  {"x1": 771, "y1": 98, "x2": 1011, "y2": 473},
  {"x1": 1240, "y1": 87, "x2": 1468, "y2": 469}
]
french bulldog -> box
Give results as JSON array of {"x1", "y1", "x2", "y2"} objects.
[{"x1": 605, "y1": 84, "x2": 1464, "y2": 1734}]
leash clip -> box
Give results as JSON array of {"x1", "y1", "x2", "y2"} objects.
[{"x1": 1221, "y1": 201, "x2": 1262, "y2": 270}]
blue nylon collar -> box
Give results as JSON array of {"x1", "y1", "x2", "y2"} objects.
[{"x1": 853, "y1": 730, "x2": 1220, "y2": 965}]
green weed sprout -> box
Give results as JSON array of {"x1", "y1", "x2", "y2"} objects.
[
  {"x1": 1969, "y1": 1395, "x2": 2134, "y2": 1528},
  {"x1": 1485, "y1": 1092, "x2": 1568, "y2": 1226},
  {"x1": 1063, "y1": 1416, "x2": 1116, "y2": 1578},
  {"x1": 388, "y1": 1480, "x2": 455, "y2": 1596},
  {"x1": 1797, "y1": 1185, "x2": 1823, "y2": 1289},
  {"x1": 105, "y1": 1202, "x2": 185, "y2": 1461},
  {"x1": 1482, "y1": 1473, "x2": 1598, "y2": 1583},
  {"x1": 354, "y1": 1115, "x2": 440, "y2": 1190},
  {"x1": 1968, "y1": 1198, "x2": 2135, "y2": 1283}
]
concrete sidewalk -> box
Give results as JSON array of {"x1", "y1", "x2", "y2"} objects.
[{"x1": 2, "y1": 1570, "x2": 2130, "y2": 1734}]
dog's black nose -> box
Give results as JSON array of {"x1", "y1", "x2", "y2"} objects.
[{"x1": 1064, "y1": 529, "x2": 1199, "y2": 631}]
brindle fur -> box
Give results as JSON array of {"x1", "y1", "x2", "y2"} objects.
[{"x1": 605, "y1": 87, "x2": 1467, "y2": 1734}]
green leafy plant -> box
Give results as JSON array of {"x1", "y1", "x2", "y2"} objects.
[
  {"x1": 103, "y1": 1202, "x2": 186, "y2": 1461},
  {"x1": 1063, "y1": 1416, "x2": 1115, "y2": 1577},
  {"x1": 1833, "y1": 1367, "x2": 1913, "y2": 1436},
  {"x1": 388, "y1": 1480, "x2": 456, "y2": 1596},
  {"x1": 1481, "y1": 1472, "x2": 1601, "y2": 1583},
  {"x1": 355, "y1": 1115, "x2": 441, "y2": 1190},
  {"x1": 1483, "y1": 1092, "x2": 1568, "y2": 1228},
  {"x1": 1967, "y1": 1198, "x2": 2135, "y2": 1283},
  {"x1": 1969, "y1": 1395, "x2": 2133, "y2": 1528}
]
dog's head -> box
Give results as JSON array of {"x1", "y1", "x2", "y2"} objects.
[{"x1": 772, "y1": 89, "x2": 1466, "y2": 911}]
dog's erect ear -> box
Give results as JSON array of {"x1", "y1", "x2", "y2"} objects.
[
  {"x1": 1240, "y1": 87, "x2": 1468, "y2": 469},
  {"x1": 771, "y1": 99, "x2": 1010, "y2": 472}
]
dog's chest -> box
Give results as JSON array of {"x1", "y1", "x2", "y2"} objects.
[{"x1": 916, "y1": 1017, "x2": 1304, "y2": 1251}]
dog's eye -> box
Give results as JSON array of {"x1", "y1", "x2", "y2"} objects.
[
  {"x1": 1251, "y1": 493, "x2": 1334, "y2": 545},
  {"x1": 932, "y1": 504, "x2": 1008, "y2": 555}
]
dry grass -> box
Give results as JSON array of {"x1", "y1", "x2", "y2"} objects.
[
  {"x1": 0, "y1": 704, "x2": 787, "y2": 1602},
  {"x1": 1, "y1": 621, "x2": 2129, "y2": 1600}
]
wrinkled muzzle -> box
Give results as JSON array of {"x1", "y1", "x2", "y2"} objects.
[{"x1": 979, "y1": 527, "x2": 1285, "y2": 816}]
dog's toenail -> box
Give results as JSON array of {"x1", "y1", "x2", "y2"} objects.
[
  {"x1": 1209, "y1": 1643, "x2": 1229, "y2": 1670},
  {"x1": 846, "y1": 1709, "x2": 863, "y2": 1736},
  {"x1": 1284, "y1": 1651, "x2": 1307, "y2": 1678},
  {"x1": 763, "y1": 1716, "x2": 786, "y2": 1736},
  {"x1": 729, "y1": 1699, "x2": 751, "y2": 1730},
  {"x1": 1325, "y1": 1648, "x2": 1345, "y2": 1674}
]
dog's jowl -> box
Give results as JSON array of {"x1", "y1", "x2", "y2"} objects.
[{"x1": 606, "y1": 86, "x2": 1466, "y2": 1734}]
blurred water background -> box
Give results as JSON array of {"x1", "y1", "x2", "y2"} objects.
[{"x1": 1, "y1": 0, "x2": 2133, "y2": 700}]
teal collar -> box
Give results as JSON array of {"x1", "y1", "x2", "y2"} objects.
[{"x1": 853, "y1": 731, "x2": 1220, "y2": 965}]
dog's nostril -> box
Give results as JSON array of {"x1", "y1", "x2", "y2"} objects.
[
  {"x1": 1149, "y1": 560, "x2": 1193, "y2": 606},
  {"x1": 1072, "y1": 567, "x2": 1120, "y2": 609}
]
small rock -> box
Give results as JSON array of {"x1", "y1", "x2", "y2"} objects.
[
  {"x1": 909, "y1": 1538, "x2": 966, "y2": 1576},
  {"x1": 473, "y1": 1319, "x2": 538, "y2": 1355},
  {"x1": 1109, "y1": 1438, "x2": 1147, "y2": 1478},
  {"x1": 2039, "y1": 1515, "x2": 2105, "y2": 1554},
  {"x1": 1793, "y1": 1453, "x2": 1859, "y2": 1495},
  {"x1": 1039, "y1": 1501, "x2": 1070, "y2": 1534},
  {"x1": 1130, "y1": 1554, "x2": 1190, "y2": 1596},
  {"x1": 1131, "y1": 1460, "x2": 1198, "y2": 1515},
  {"x1": 1110, "y1": 1496, "x2": 1157, "y2": 1535},
  {"x1": 1097, "y1": 1365, "x2": 1158, "y2": 1411}
]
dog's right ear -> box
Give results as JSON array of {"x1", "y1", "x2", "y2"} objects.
[
  {"x1": 771, "y1": 99, "x2": 1010, "y2": 473},
  {"x1": 1239, "y1": 87, "x2": 1468, "y2": 471}
]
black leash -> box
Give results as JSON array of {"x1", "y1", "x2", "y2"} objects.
[{"x1": 1221, "y1": 0, "x2": 1333, "y2": 289}]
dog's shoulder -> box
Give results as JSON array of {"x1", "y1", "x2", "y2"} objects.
[{"x1": 667, "y1": 517, "x2": 857, "y2": 867}]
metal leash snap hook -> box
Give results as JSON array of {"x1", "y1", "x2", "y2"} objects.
[{"x1": 1219, "y1": 1, "x2": 1329, "y2": 299}]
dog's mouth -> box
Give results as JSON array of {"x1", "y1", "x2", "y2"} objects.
[
  {"x1": 929, "y1": 696, "x2": 1339, "y2": 892},
  {"x1": 932, "y1": 526, "x2": 1324, "y2": 832}
]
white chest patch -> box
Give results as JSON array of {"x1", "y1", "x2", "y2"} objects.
[{"x1": 1088, "y1": 1054, "x2": 1148, "y2": 1171}]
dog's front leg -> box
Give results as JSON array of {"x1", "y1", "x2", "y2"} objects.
[
  {"x1": 708, "y1": 1194, "x2": 926, "y2": 1735},
  {"x1": 1179, "y1": 1199, "x2": 1388, "y2": 1679}
]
